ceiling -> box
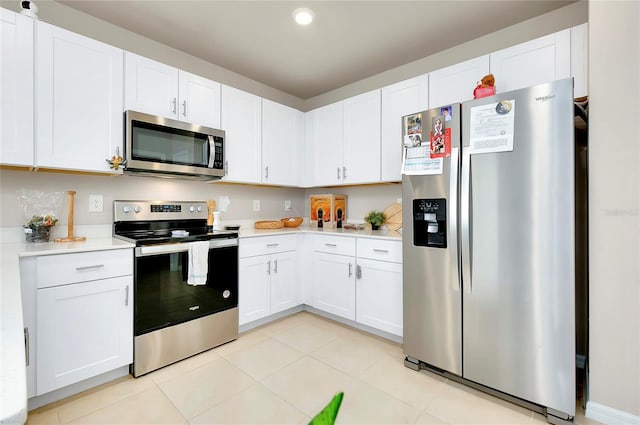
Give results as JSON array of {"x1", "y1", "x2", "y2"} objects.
[{"x1": 54, "y1": 0, "x2": 576, "y2": 100}]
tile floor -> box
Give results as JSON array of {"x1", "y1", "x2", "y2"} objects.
[{"x1": 27, "y1": 312, "x2": 600, "y2": 425}]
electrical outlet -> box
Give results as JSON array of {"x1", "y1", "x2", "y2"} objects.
[
  {"x1": 89, "y1": 194, "x2": 103, "y2": 212},
  {"x1": 284, "y1": 200, "x2": 292, "y2": 211},
  {"x1": 252, "y1": 200, "x2": 261, "y2": 212},
  {"x1": 397, "y1": 198, "x2": 402, "y2": 204}
]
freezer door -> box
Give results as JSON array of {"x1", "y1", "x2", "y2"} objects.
[
  {"x1": 402, "y1": 104, "x2": 462, "y2": 375},
  {"x1": 460, "y1": 79, "x2": 575, "y2": 416}
]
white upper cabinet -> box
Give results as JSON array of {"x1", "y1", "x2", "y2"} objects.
[
  {"x1": 221, "y1": 85, "x2": 262, "y2": 183},
  {"x1": 36, "y1": 21, "x2": 123, "y2": 174},
  {"x1": 311, "y1": 89, "x2": 381, "y2": 186},
  {"x1": 311, "y1": 101, "x2": 344, "y2": 186},
  {"x1": 381, "y1": 75, "x2": 429, "y2": 182},
  {"x1": 262, "y1": 99, "x2": 304, "y2": 186},
  {"x1": 124, "y1": 52, "x2": 221, "y2": 128},
  {"x1": 490, "y1": 29, "x2": 570, "y2": 94},
  {"x1": 429, "y1": 55, "x2": 490, "y2": 107},
  {"x1": 1, "y1": 9, "x2": 34, "y2": 167},
  {"x1": 342, "y1": 89, "x2": 381, "y2": 185},
  {"x1": 571, "y1": 23, "x2": 588, "y2": 98}
]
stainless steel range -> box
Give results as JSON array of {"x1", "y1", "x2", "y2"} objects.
[{"x1": 113, "y1": 200, "x2": 238, "y2": 377}]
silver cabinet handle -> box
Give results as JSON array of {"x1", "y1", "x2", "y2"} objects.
[
  {"x1": 274, "y1": 259, "x2": 278, "y2": 274},
  {"x1": 348, "y1": 262, "x2": 352, "y2": 277},
  {"x1": 325, "y1": 243, "x2": 337, "y2": 247},
  {"x1": 125, "y1": 285, "x2": 129, "y2": 306},
  {"x1": 172, "y1": 98, "x2": 177, "y2": 114},
  {"x1": 182, "y1": 100, "x2": 187, "y2": 117},
  {"x1": 343, "y1": 166, "x2": 347, "y2": 179},
  {"x1": 373, "y1": 249, "x2": 389, "y2": 253},
  {"x1": 75, "y1": 264, "x2": 104, "y2": 271},
  {"x1": 266, "y1": 243, "x2": 280, "y2": 247},
  {"x1": 337, "y1": 167, "x2": 341, "y2": 180},
  {"x1": 24, "y1": 328, "x2": 29, "y2": 366},
  {"x1": 356, "y1": 264, "x2": 362, "y2": 279},
  {"x1": 265, "y1": 166, "x2": 269, "y2": 179},
  {"x1": 267, "y1": 260, "x2": 271, "y2": 275}
]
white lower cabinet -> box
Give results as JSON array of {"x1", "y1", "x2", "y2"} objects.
[
  {"x1": 356, "y1": 258, "x2": 403, "y2": 337},
  {"x1": 37, "y1": 276, "x2": 133, "y2": 394},
  {"x1": 20, "y1": 248, "x2": 133, "y2": 397},
  {"x1": 238, "y1": 235, "x2": 298, "y2": 325},
  {"x1": 312, "y1": 252, "x2": 356, "y2": 321}
]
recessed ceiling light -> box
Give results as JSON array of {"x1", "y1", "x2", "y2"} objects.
[{"x1": 293, "y1": 7, "x2": 314, "y2": 26}]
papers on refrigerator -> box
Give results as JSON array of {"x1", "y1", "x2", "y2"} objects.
[
  {"x1": 469, "y1": 100, "x2": 516, "y2": 155},
  {"x1": 401, "y1": 112, "x2": 443, "y2": 175}
]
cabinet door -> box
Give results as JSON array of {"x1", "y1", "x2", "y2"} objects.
[
  {"x1": 124, "y1": 52, "x2": 179, "y2": 120},
  {"x1": 490, "y1": 29, "x2": 570, "y2": 94},
  {"x1": 36, "y1": 276, "x2": 132, "y2": 395},
  {"x1": 571, "y1": 23, "x2": 588, "y2": 98},
  {"x1": 1, "y1": 9, "x2": 34, "y2": 167},
  {"x1": 36, "y1": 22, "x2": 124, "y2": 174},
  {"x1": 238, "y1": 256, "x2": 270, "y2": 325},
  {"x1": 312, "y1": 252, "x2": 355, "y2": 320},
  {"x1": 179, "y1": 70, "x2": 221, "y2": 129},
  {"x1": 356, "y1": 258, "x2": 403, "y2": 336},
  {"x1": 429, "y1": 55, "x2": 489, "y2": 107},
  {"x1": 262, "y1": 99, "x2": 302, "y2": 186},
  {"x1": 270, "y1": 251, "x2": 298, "y2": 314},
  {"x1": 221, "y1": 85, "x2": 262, "y2": 183},
  {"x1": 343, "y1": 89, "x2": 381, "y2": 184},
  {"x1": 381, "y1": 75, "x2": 429, "y2": 182},
  {"x1": 311, "y1": 101, "x2": 343, "y2": 186}
]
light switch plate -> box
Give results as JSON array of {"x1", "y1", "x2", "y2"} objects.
[
  {"x1": 284, "y1": 200, "x2": 292, "y2": 211},
  {"x1": 253, "y1": 200, "x2": 261, "y2": 212}
]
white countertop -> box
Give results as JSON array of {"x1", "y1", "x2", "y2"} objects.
[
  {"x1": 238, "y1": 224, "x2": 402, "y2": 240},
  {"x1": 0, "y1": 236, "x2": 134, "y2": 425}
]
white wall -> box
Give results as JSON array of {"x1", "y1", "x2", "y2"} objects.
[{"x1": 587, "y1": 0, "x2": 640, "y2": 420}]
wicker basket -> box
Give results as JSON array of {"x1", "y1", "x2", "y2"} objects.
[
  {"x1": 281, "y1": 217, "x2": 303, "y2": 228},
  {"x1": 254, "y1": 220, "x2": 284, "y2": 229}
]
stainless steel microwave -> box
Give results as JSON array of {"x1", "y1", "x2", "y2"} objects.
[{"x1": 124, "y1": 110, "x2": 225, "y2": 180}]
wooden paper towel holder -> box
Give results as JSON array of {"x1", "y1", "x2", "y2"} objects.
[{"x1": 54, "y1": 191, "x2": 86, "y2": 243}]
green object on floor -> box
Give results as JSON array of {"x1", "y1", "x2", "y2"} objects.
[{"x1": 308, "y1": 391, "x2": 344, "y2": 425}]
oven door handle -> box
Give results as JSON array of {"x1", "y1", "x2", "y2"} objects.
[{"x1": 135, "y1": 239, "x2": 238, "y2": 257}]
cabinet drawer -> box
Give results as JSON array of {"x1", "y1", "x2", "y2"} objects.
[
  {"x1": 357, "y1": 238, "x2": 402, "y2": 263},
  {"x1": 36, "y1": 249, "x2": 133, "y2": 288},
  {"x1": 239, "y1": 234, "x2": 297, "y2": 258},
  {"x1": 313, "y1": 234, "x2": 356, "y2": 256}
]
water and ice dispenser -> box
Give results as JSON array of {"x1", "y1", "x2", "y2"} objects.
[{"x1": 413, "y1": 198, "x2": 447, "y2": 248}]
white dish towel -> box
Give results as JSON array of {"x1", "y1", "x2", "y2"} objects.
[{"x1": 187, "y1": 241, "x2": 209, "y2": 286}]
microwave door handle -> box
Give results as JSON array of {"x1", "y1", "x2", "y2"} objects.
[{"x1": 207, "y1": 135, "x2": 215, "y2": 168}]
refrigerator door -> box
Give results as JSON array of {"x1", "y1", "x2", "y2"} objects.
[
  {"x1": 460, "y1": 79, "x2": 575, "y2": 416},
  {"x1": 403, "y1": 104, "x2": 462, "y2": 375}
]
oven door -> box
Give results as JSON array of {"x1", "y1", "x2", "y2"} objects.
[{"x1": 133, "y1": 239, "x2": 238, "y2": 336}]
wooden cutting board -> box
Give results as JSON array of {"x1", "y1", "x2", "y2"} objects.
[{"x1": 383, "y1": 203, "x2": 402, "y2": 231}]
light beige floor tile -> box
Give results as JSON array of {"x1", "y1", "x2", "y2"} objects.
[
  {"x1": 335, "y1": 380, "x2": 421, "y2": 425},
  {"x1": 223, "y1": 337, "x2": 304, "y2": 380},
  {"x1": 191, "y1": 383, "x2": 309, "y2": 425},
  {"x1": 147, "y1": 346, "x2": 222, "y2": 384},
  {"x1": 213, "y1": 328, "x2": 270, "y2": 357},
  {"x1": 359, "y1": 352, "x2": 447, "y2": 410},
  {"x1": 158, "y1": 357, "x2": 255, "y2": 419},
  {"x1": 257, "y1": 312, "x2": 319, "y2": 337},
  {"x1": 414, "y1": 410, "x2": 451, "y2": 425},
  {"x1": 66, "y1": 386, "x2": 186, "y2": 425},
  {"x1": 261, "y1": 356, "x2": 356, "y2": 417},
  {"x1": 27, "y1": 408, "x2": 60, "y2": 425},
  {"x1": 57, "y1": 375, "x2": 155, "y2": 423},
  {"x1": 272, "y1": 320, "x2": 340, "y2": 353},
  {"x1": 423, "y1": 381, "x2": 533, "y2": 424},
  {"x1": 309, "y1": 333, "x2": 391, "y2": 377}
]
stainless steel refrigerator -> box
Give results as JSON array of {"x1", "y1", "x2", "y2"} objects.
[{"x1": 402, "y1": 78, "x2": 577, "y2": 424}]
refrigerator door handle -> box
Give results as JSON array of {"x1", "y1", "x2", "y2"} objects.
[
  {"x1": 449, "y1": 146, "x2": 460, "y2": 292},
  {"x1": 461, "y1": 147, "x2": 472, "y2": 294}
]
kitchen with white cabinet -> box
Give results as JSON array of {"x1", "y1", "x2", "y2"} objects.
[{"x1": 1, "y1": 1, "x2": 638, "y2": 424}]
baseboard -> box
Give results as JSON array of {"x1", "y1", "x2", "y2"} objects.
[{"x1": 586, "y1": 401, "x2": 640, "y2": 425}]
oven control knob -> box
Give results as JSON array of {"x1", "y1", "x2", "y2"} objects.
[
  {"x1": 134, "y1": 206, "x2": 141, "y2": 214},
  {"x1": 197, "y1": 206, "x2": 203, "y2": 212},
  {"x1": 122, "y1": 205, "x2": 131, "y2": 213},
  {"x1": 223, "y1": 290, "x2": 231, "y2": 299},
  {"x1": 189, "y1": 206, "x2": 195, "y2": 212}
]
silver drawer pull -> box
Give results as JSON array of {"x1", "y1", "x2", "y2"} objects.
[
  {"x1": 75, "y1": 264, "x2": 105, "y2": 271},
  {"x1": 266, "y1": 243, "x2": 280, "y2": 247},
  {"x1": 325, "y1": 243, "x2": 337, "y2": 247},
  {"x1": 373, "y1": 249, "x2": 389, "y2": 253}
]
